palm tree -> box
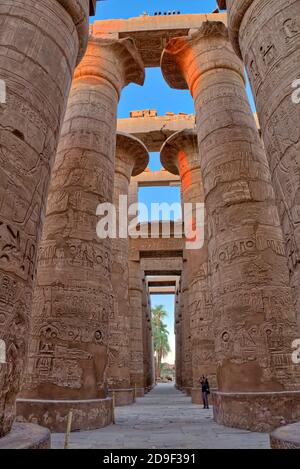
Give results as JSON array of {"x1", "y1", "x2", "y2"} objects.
[{"x1": 152, "y1": 306, "x2": 171, "y2": 379}]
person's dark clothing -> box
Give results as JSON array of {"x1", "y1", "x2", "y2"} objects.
[{"x1": 200, "y1": 378, "x2": 210, "y2": 409}]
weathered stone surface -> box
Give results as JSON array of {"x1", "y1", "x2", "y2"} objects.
[
  {"x1": 129, "y1": 260, "x2": 145, "y2": 396},
  {"x1": 17, "y1": 398, "x2": 112, "y2": 432},
  {"x1": 0, "y1": 0, "x2": 89, "y2": 438},
  {"x1": 91, "y1": 13, "x2": 227, "y2": 67},
  {"x1": 160, "y1": 129, "x2": 217, "y2": 401},
  {"x1": 107, "y1": 132, "x2": 148, "y2": 403},
  {"x1": 19, "y1": 37, "x2": 144, "y2": 431},
  {"x1": 270, "y1": 421, "x2": 300, "y2": 449},
  {"x1": 0, "y1": 422, "x2": 50, "y2": 449},
  {"x1": 161, "y1": 21, "x2": 300, "y2": 431},
  {"x1": 225, "y1": 0, "x2": 300, "y2": 330}
]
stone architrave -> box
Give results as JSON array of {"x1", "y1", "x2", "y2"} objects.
[
  {"x1": 107, "y1": 132, "x2": 148, "y2": 405},
  {"x1": 220, "y1": 0, "x2": 300, "y2": 331},
  {"x1": 129, "y1": 260, "x2": 145, "y2": 397},
  {"x1": 17, "y1": 37, "x2": 145, "y2": 432},
  {"x1": 161, "y1": 130, "x2": 217, "y2": 404},
  {"x1": 0, "y1": 0, "x2": 90, "y2": 438},
  {"x1": 161, "y1": 21, "x2": 300, "y2": 432}
]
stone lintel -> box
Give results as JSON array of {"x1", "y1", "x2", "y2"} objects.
[
  {"x1": 91, "y1": 13, "x2": 227, "y2": 67},
  {"x1": 118, "y1": 113, "x2": 195, "y2": 152},
  {"x1": 118, "y1": 113, "x2": 260, "y2": 152},
  {"x1": 132, "y1": 168, "x2": 180, "y2": 186}
]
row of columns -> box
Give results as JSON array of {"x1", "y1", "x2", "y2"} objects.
[{"x1": 1, "y1": 0, "x2": 300, "y2": 438}]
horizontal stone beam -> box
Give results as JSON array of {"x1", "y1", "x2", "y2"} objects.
[
  {"x1": 117, "y1": 113, "x2": 260, "y2": 152},
  {"x1": 132, "y1": 168, "x2": 180, "y2": 186},
  {"x1": 91, "y1": 13, "x2": 227, "y2": 67}
]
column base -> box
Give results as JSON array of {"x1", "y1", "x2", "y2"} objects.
[
  {"x1": 0, "y1": 423, "x2": 50, "y2": 449},
  {"x1": 190, "y1": 387, "x2": 211, "y2": 406},
  {"x1": 270, "y1": 422, "x2": 300, "y2": 449},
  {"x1": 183, "y1": 387, "x2": 192, "y2": 396},
  {"x1": 213, "y1": 390, "x2": 300, "y2": 432},
  {"x1": 135, "y1": 387, "x2": 145, "y2": 398},
  {"x1": 108, "y1": 388, "x2": 134, "y2": 406},
  {"x1": 16, "y1": 398, "x2": 113, "y2": 433}
]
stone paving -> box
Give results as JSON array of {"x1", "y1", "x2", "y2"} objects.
[{"x1": 51, "y1": 383, "x2": 270, "y2": 449}]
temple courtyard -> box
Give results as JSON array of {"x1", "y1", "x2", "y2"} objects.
[{"x1": 51, "y1": 384, "x2": 269, "y2": 449}]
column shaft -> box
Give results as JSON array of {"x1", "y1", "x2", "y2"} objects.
[
  {"x1": 129, "y1": 260, "x2": 145, "y2": 397},
  {"x1": 0, "y1": 0, "x2": 89, "y2": 437},
  {"x1": 226, "y1": 0, "x2": 300, "y2": 330},
  {"x1": 107, "y1": 132, "x2": 148, "y2": 405},
  {"x1": 17, "y1": 37, "x2": 144, "y2": 431},
  {"x1": 161, "y1": 21, "x2": 300, "y2": 432}
]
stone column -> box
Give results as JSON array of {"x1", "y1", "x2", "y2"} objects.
[
  {"x1": 161, "y1": 21, "x2": 300, "y2": 432},
  {"x1": 142, "y1": 279, "x2": 149, "y2": 391},
  {"x1": 129, "y1": 260, "x2": 145, "y2": 397},
  {"x1": 143, "y1": 283, "x2": 155, "y2": 392},
  {"x1": 174, "y1": 288, "x2": 183, "y2": 389},
  {"x1": 17, "y1": 37, "x2": 145, "y2": 432},
  {"x1": 161, "y1": 129, "x2": 217, "y2": 404},
  {"x1": 0, "y1": 0, "x2": 90, "y2": 438},
  {"x1": 180, "y1": 262, "x2": 193, "y2": 395},
  {"x1": 107, "y1": 132, "x2": 148, "y2": 405},
  {"x1": 220, "y1": 0, "x2": 300, "y2": 330}
]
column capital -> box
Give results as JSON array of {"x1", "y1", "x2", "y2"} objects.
[
  {"x1": 161, "y1": 21, "x2": 244, "y2": 95},
  {"x1": 74, "y1": 36, "x2": 145, "y2": 97},
  {"x1": 116, "y1": 132, "x2": 149, "y2": 179},
  {"x1": 160, "y1": 129, "x2": 199, "y2": 177},
  {"x1": 58, "y1": 0, "x2": 90, "y2": 64}
]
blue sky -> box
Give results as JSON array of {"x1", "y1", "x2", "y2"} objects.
[{"x1": 92, "y1": 2, "x2": 256, "y2": 363}]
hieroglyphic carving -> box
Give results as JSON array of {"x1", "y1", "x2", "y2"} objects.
[
  {"x1": 19, "y1": 37, "x2": 144, "y2": 428},
  {"x1": 106, "y1": 133, "x2": 148, "y2": 397},
  {"x1": 0, "y1": 0, "x2": 90, "y2": 437},
  {"x1": 226, "y1": 0, "x2": 300, "y2": 330},
  {"x1": 161, "y1": 20, "x2": 300, "y2": 429}
]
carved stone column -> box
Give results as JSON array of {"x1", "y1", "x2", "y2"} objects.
[
  {"x1": 174, "y1": 288, "x2": 183, "y2": 390},
  {"x1": 161, "y1": 21, "x2": 300, "y2": 432},
  {"x1": 17, "y1": 37, "x2": 144, "y2": 432},
  {"x1": 161, "y1": 129, "x2": 217, "y2": 404},
  {"x1": 0, "y1": 0, "x2": 90, "y2": 438},
  {"x1": 129, "y1": 260, "x2": 145, "y2": 397},
  {"x1": 220, "y1": 0, "x2": 300, "y2": 330},
  {"x1": 107, "y1": 132, "x2": 148, "y2": 405},
  {"x1": 179, "y1": 261, "x2": 192, "y2": 395}
]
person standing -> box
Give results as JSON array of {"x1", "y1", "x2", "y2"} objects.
[{"x1": 200, "y1": 375, "x2": 210, "y2": 409}]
